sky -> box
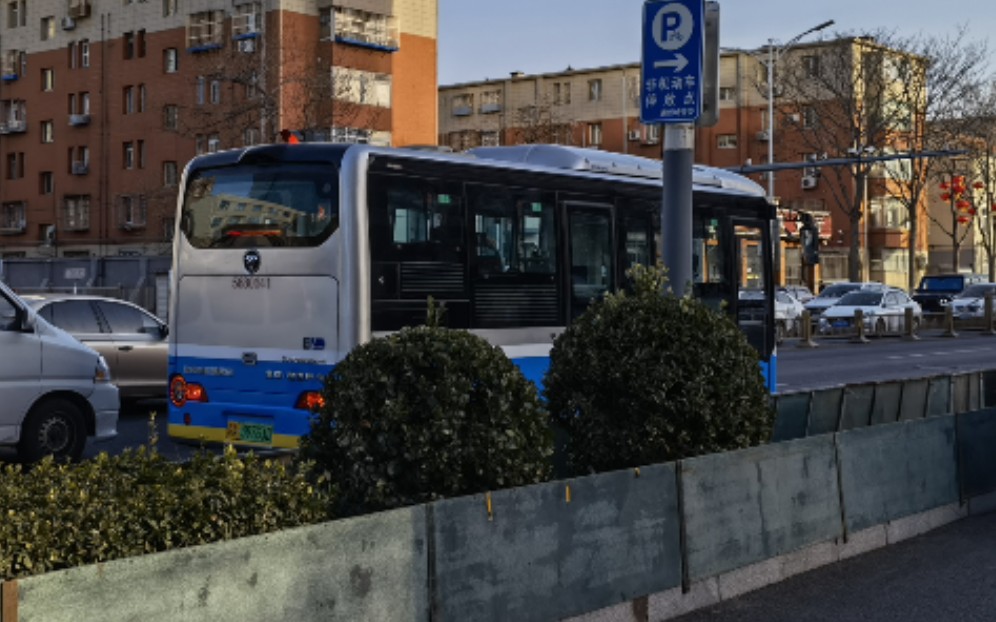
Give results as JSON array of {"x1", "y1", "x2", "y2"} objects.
[{"x1": 438, "y1": 0, "x2": 996, "y2": 85}]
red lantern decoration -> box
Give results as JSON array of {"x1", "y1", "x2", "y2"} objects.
[
  {"x1": 974, "y1": 181, "x2": 985, "y2": 189},
  {"x1": 940, "y1": 181, "x2": 951, "y2": 190},
  {"x1": 958, "y1": 215, "x2": 971, "y2": 224},
  {"x1": 969, "y1": 207, "x2": 978, "y2": 215},
  {"x1": 991, "y1": 202, "x2": 996, "y2": 212},
  {"x1": 941, "y1": 192, "x2": 952, "y2": 201},
  {"x1": 956, "y1": 199, "x2": 971, "y2": 210}
]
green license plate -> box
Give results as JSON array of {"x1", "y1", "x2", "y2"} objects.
[{"x1": 225, "y1": 421, "x2": 274, "y2": 445}]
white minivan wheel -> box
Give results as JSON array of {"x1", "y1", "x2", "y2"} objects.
[{"x1": 18, "y1": 398, "x2": 87, "y2": 463}]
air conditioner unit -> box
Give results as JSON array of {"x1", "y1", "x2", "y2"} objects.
[
  {"x1": 237, "y1": 39, "x2": 255, "y2": 53},
  {"x1": 61, "y1": 16, "x2": 76, "y2": 30},
  {"x1": 627, "y1": 130, "x2": 641, "y2": 141},
  {"x1": 801, "y1": 175, "x2": 818, "y2": 190},
  {"x1": 756, "y1": 131, "x2": 770, "y2": 141}
]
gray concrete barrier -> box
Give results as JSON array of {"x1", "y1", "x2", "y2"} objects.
[{"x1": 680, "y1": 436, "x2": 841, "y2": 582}]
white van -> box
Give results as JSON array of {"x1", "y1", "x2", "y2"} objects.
[{"x1": 0, "y1": 280, "x2": 118, "y2": 462}]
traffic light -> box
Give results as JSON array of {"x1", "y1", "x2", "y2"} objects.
[{"x1": 800, "y1": 212, "x2": 819, "y2": 265}]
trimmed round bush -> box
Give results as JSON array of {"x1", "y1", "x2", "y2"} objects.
[
  {"x1": 544, "y1": 264, "x2": 774, "y2": 474},
  {"x1": 299, "y1": 323, "x2": 553, "y2": 515}
]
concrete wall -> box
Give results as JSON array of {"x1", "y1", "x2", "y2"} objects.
[{"x1": 2, "y1": 383, "x2": 996, "y2": 621}]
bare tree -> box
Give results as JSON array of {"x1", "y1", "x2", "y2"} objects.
[
  {"x1": 508, "y1": 98, "x2": 577, "y2": 145},
  {"x1": 876, "y1": 27, "x2": 993, "y2": 288}
]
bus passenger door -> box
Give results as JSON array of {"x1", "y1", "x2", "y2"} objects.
[
  {"x1": 566, "y1": 204, "x2": 614, "y2": 320},
  {"x1": 732, "y1": 220, "x2": 774, "y2": 361}
]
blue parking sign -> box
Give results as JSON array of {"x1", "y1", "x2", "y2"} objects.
[{"x1": 640, "y1": 0, "x2": 704, "y2": 124}]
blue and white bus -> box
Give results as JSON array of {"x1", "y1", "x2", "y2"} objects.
[{"x1": 168, "y1": 143, "x2": 775, "y2": 449}]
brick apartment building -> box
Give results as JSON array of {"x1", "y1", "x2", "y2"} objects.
[
  {"x1": 439, "y1": 39, "x2": 932, "y2": 289},
  {"x1": 0, "y1": 0, "x2": 438, "y2": 259}
]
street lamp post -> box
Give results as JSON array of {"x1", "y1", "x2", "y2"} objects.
[{"x1": 765, "y1": 20, "x2": 835, "y2": 202}]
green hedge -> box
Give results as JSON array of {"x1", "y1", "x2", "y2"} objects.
[{"x1": 0, "y1": 444, "x2": 333, "y2": 580}]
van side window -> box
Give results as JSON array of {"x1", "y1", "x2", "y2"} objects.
[{"x1": 0, "y1": 295, "x2": 18, "y2": 331}]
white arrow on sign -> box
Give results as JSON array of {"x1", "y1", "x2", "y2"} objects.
[{"x1": 653, "y1": 52, "x2": 688, "y2": 72}]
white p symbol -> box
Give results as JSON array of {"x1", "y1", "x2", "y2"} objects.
[{"x1": 652, "y1": 3, "x2": 693, "y2": 51}]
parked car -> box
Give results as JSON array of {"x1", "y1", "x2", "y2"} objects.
[
  {"x1": 912, "y1": 273, "x2": 988, "y2": 315},
  {"x1": 818, "y1": 288, "x2": 922, "y2": 336},
  {"x1": 21, "y1": 294, "x2": 168, "y2": 402},
  {"x1": 804, "y1": 282, "x2": 886, "y2": 319},
  {"x1": 781, "y1": 284, "x2": 815, "y2": 304},
  {"x1": 774, "y1": 288, "x2": 806, "y2": 342},
  {"x1": 949, "y1": 283, "x2": 996, "y2": 320},
  {"x1": 0, "y1": 281, "x2": 118, "y2": 462}
]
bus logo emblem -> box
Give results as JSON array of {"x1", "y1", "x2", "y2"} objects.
[{"x1": 243, "y1": 249, "x2": 261, "y2": 274}]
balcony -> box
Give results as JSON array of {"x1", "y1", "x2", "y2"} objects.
[
  {"x1": 452, "y1": 105, "x2": 473, "y2": 117},
  {"x1": 71, "y1": 162, "x2": 89, "y2": 176},
  {"x1": 69, "y1": 114, "x2": 91, "y2": 127},
  {"x1": 479, "y1": 103, "x2": 502, "y2": 114},
  {"x1": 0, "y1": 120, "x2": 26, "y2": 134}
]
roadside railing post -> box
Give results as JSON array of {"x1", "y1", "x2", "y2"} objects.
[
  {"x1": 797, "y1": 310, "x2": 818, "y2": 348},
  {"x1": 903, "y1": 306, "x2": 920, "y2": 341},
  {"x1": 851, "y1": 308, "x2": 870, "y2": 343},
  {"x1": 942, "y1": 304, "x2": 958, "y2": 338}
]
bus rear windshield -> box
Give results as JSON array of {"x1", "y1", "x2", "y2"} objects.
[{"x1": 180, "y1": 164, "x2": 339, "y2": 248}]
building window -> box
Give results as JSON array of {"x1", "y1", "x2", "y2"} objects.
[
  {"x1": 195, "y1": 134, "x2": 206, "y2": 154},
  {"x1": 481, "y1": 130, "x2": 499, "y2": 146},
  {"x1": 138, "y1": 84, "x2": 146, "y2": 112},
  {"x1": 802, "y1": 55, "x2": 820, "y2": 78},
  {"x1": 64, "y1": 195, "x2": 90, "y2": 231},
  {"x1": 123, "y1": 31, "x2": 135, "y2": 59},
  {"x1": 587, "y1": 122, "x2": 602, "y2": 146},
  {"x1": 210, "y1": 79, "x2": 221, "y2": 104},
  {"x1": 40, "y1": 16, "x2": 54, "y2": 41},
  {"x1": 39, "y1": 171, "x2": 54, "y2": 194},
  {"x1": 138, "y1": 140, "x2": 145, "y2": 169},
  {"x1": 802, "y1": 105, "x2": 818, "y2": 129},
  {"x1": 196, "y1": 76, "x2": 205, "y2": 105},
  {"x1": 164, "y1": 48, "x2": 178, "y2": 73},
  {"x1": 588, "y1": 79, "x2": 602, "y2": 101},
  {"x1": 80, "y1": 40, "x2": 90, "y2": 67},
  {"x1": 480, "y1": 90, "x2": 502, "y2": 114},
  {"x1": 163, "y1": 104, "x2": 178, "y2": 130},
  {"x1": 123, "y1": 86, "x2": 134, "y2": 114},
  {"x1": 81, "y1": 92, "x2": 90, "y2": 113},
  {"x1": 120, "y1": 194, "x2": 147, "y2": 227},
  {"x1": 6, "y1": 152, "x2": 23, "y2": 179},
  {"x1": 717, "y1": 134, "x2": 738, "y2": 149},
  {"x1": 7, "y1": 1, "x2": 25, "y2": 28},
  {"x1": 333, "y1": 68, "x2": 392, "y2": 107},
  {"x1": 41, "y1": 68, "x2": 54, "y2": 91},
  {"x1": 553, "y1": 81, "x2": 572, "y2": 106},
  {"x1": 40, "y1": 120, "x2": 54, "y2": 143},
  {"x1": 188, "y1": 10, "x2": 224, "y2": 49},
  {"x1": 0, "y1": 201, "x2": 25, "y2": 232},
  {"x1": 451, "y1": 93, "x2": 473, "y2": 117},
  {"x1": 323, "y1": 5, "x2": 399, "y2": 50},
  {"x1": 719, "y1": 86, "x2": 737, "y2": 101},
  {"x1": 243, "y1": 127, "x2": 260, "y2": 146},
  {"x1": 137, "y1": 29, "x2": 146, "y2": 57},
  {"x1": 162, "y1": 0, "x2": 177, "y2": 17},
  {"x1": 68, "y1": 41, "x2": 78, "y2": 69},
  {"x1": 642, "y1": 124, "x2": 660, "y2": 144},
  {"x1": 207, "y1": 134, "x2": 220, "y2": 153},
  {"x1": 123, "y1": 141, "x2": 134, "y2": 169},
  {"x1": 2, "y1": 49, "x2": 24, "y2": 78},
  {"x1": 232, "y1": 2, "x2": 261, "y2": 37},
  {"x1": 163, "y1": 161, "x2": 178, "y2": 187}
]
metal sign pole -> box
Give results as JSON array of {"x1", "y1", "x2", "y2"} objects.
[{"x1": 663, "y1": 124, "x2": 695, "y2": 296}]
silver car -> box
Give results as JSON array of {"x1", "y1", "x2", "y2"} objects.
[{"x1": 22, "y1": 294, "x2": 168, "y2": 402}]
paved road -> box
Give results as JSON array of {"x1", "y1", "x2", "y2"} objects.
[{"x1": 674, "y1": 511, "x2": 996, "y2": 622}]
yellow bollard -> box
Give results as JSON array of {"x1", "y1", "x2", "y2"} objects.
[
  {"x1": 797, "y1": 309, "x2": 818, "y2": 348},
  {"x1": 985, "y1": 293, "x2": 996, "y2": 336},
  {"x1": 851, "y1": 308, "x2": 870, "y2": 343},
  {"x1": 903, "y1": 306, "x2": 920, "y2": 340},
  {"x1": 942, "y1": 304, "x2": 958, "y2": 338}
]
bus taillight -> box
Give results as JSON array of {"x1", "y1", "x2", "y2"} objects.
[
  {"x1": 170, "y1": 375, "x2": 208, "y2": 407},
  {"x1": 295, "y1": 391, "x2": 325, "y2": 411}
]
